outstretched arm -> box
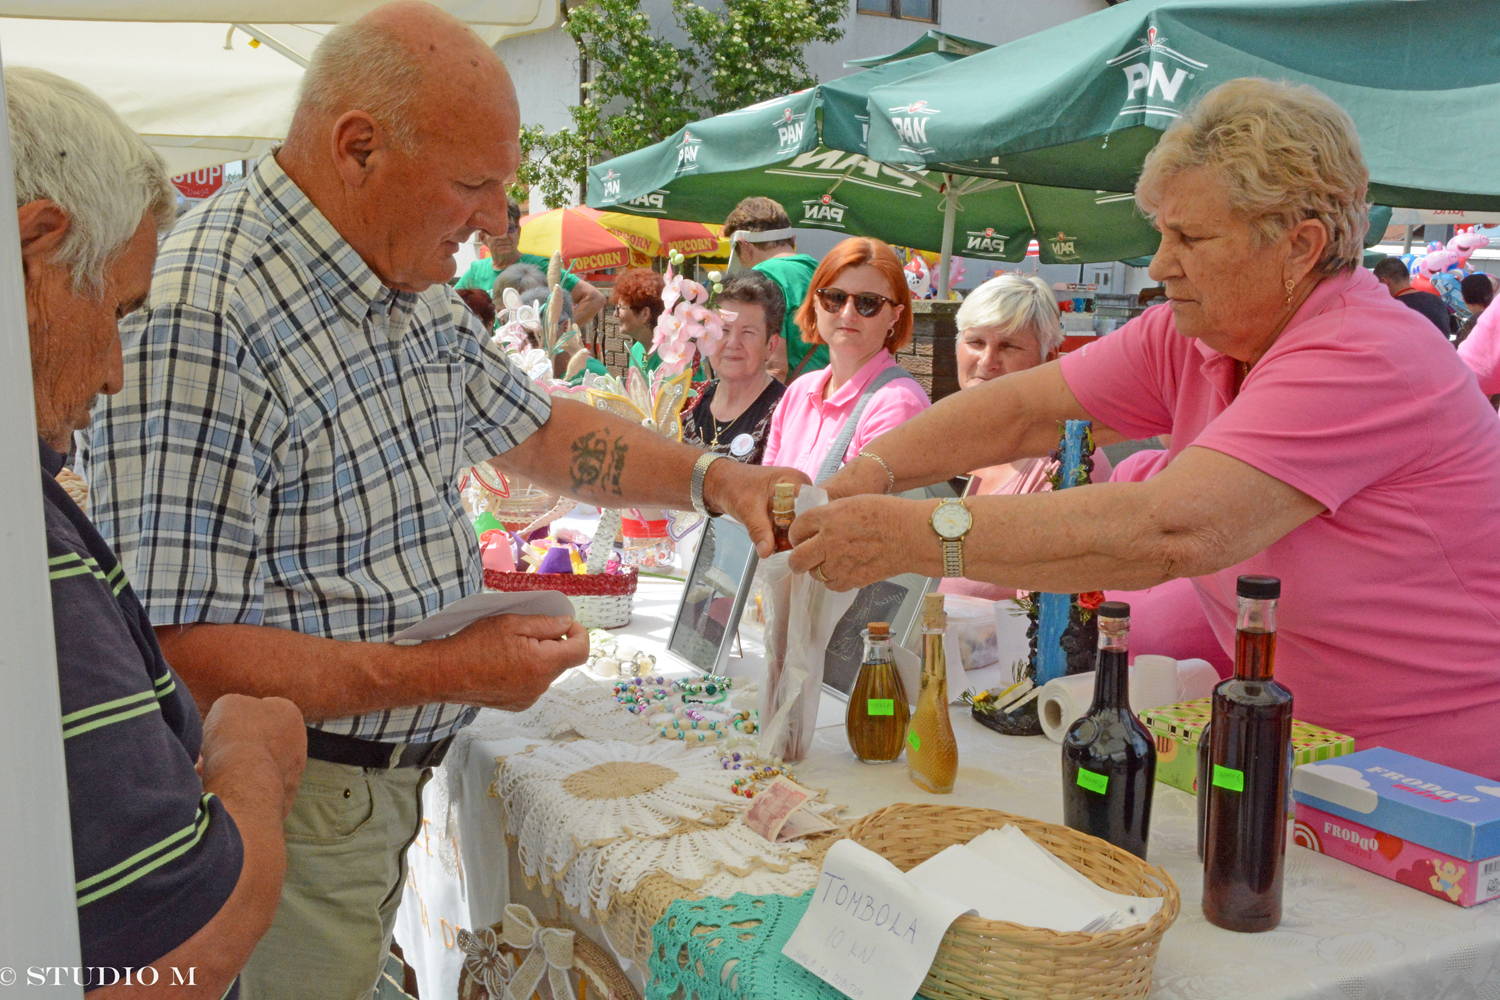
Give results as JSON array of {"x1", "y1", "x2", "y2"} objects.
[
  {"x1": 490, "y1": 397, "x2": 808, "y2": 555},
  {"x1": 789, "y1": 446, "x2": 1325, "y2": 593},
  {"x1": 820, "y1": 361, "x2": 1125, "y2": 499}
]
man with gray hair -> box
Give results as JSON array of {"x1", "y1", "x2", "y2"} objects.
[
  {"x1": 9, "y1": 66, "x2": 305, "y2": 997},
  {"x1": 82, "y1": 3, "x2": 800, "y2": 997}
]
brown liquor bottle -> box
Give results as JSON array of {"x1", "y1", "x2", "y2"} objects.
[
  {"x1": 846, "y1": 622, "x2": 910, "y2": 763},
  {"x1": 771, "y1": 482, "x2": 796, "y2": 553},
  {"x1": 1202, "y1": 575, "x2": 1294, "y2": 932}
]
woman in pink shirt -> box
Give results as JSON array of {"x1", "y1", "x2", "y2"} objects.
[
  {"x1": 789, "y1": 79, "x2": 1500, "y2": 778},
  {"x1": 761, "y1": 237, "x2": 930, "y2": 482}
]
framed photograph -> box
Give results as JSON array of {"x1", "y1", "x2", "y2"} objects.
[
  {"x1": 667, "y1": 517, "x2": 759, "y2": 674},
  {"x1": 821, "y1": 476, "x2": 970, "y2": 698}
]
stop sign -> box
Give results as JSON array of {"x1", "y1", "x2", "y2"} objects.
[{"x1": 171, "y1": 165, "x2": 224, "y2": 200}]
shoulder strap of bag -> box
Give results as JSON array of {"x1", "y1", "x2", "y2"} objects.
[{"x1": 815, "y1": 363, "x2": 918, "y2": 484}]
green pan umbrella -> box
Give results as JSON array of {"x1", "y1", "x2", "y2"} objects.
[
  {"x1": 587, "y1": 41, "x2": 1163, "y2": 295},
  {"x1": 865, "y1": 0, "x2": 1500, "y2": 210}
]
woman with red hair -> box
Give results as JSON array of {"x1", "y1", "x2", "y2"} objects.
[
  {"x1": 762, "y1": 238, "x2": 930, "y2": 482},
  {"x1": 610, "y1": 267, "x2": 667, "y2": 373}
]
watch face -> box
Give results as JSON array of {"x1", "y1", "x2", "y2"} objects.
[{"x1": 932, "y1": 501, "x2": 972, "y2": 539}]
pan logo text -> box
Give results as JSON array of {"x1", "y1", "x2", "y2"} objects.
[
  {"x1": 1106, "y1": 26, "x2": 1207, "y2": 118},
  {"x1": 886, "y1": 101, "x2": 940, "y2": 152},
  {"x1": 802, "y1": 194, "x2": 848, "y2": 227},
  {"x1": 966, "y1": 228, "x2": 1006, "y2": 254}
]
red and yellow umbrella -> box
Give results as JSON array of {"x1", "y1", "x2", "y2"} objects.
[
  {"x1": 517, "y1": 206, "x2": 631, "y2": 273},
  {"x1": 595, "y1": 212, "x2": 728, "y2": 259}
]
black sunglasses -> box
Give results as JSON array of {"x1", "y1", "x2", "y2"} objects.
[{"x1": 814, "y1": 287, "x2": 897, "y2": 318}]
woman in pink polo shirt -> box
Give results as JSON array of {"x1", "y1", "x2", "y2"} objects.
[
  {"x1": 788, "y1": 78, "x2": 1500, "y2": 778},
  {"x1": 761, "y1": 237, "x2": 930, "y2": 482}
]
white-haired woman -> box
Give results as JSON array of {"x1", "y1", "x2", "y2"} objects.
[
  {"x1": 791, "y1": 77, "x2": 1500, "y2": 778},
  {"x1": 939, "y1": 273, "x2": 1110, "y2": 600}
]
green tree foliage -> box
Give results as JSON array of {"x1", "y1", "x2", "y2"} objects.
[{"x1": 514, "y1": 0, "x2": 846, "y2": 208}]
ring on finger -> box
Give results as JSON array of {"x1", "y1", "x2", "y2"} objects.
[{"x1": 812, "y1": 564, "x2": 829, "y2": 584}]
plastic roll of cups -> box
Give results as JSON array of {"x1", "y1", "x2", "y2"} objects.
[{"x1": 1037, "y1": 655, "x2": 1220, "y2": 744}]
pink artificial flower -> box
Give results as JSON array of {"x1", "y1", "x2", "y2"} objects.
[
  {"x1": 678, "y1": 279, "x2": 709, "y2": 306},
  {"x1": 660, "y1": 263, "x2": 682, "y2": 315},
  {"x1": 652, "y1": 311, "x2": 684, "y2": 354}
]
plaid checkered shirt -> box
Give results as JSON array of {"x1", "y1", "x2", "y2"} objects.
[{"x1": 82, "y1": 152, "x2": 553, "y2": 744}]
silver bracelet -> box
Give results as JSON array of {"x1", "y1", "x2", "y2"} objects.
[
  {"x1": 856, "y1": 450, "x2": 896, "y2": 495},
  {"x1": 690, "y1": 451, "x2": 725, "y2": 518}
]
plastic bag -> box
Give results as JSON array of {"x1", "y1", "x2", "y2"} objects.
[{"x1": 757, "y1": 488, "x2": 860, "y2": 762}]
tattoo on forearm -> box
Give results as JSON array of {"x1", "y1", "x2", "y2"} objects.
[{"x1": 569, "y1": 429, "x2": 628, "y2": 496}]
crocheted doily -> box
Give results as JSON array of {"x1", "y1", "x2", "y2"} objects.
[
  {"x1": 497, "y1": 739, "x2": 744, "y2": 881},
  {"x1": 647, "y1": 892, "x2": 887, "y2": 1000},
  {"x1": 548, "y1": 820, "x2": 817, "y2": 918}
]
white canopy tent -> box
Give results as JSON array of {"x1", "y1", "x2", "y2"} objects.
[
  {"x1": 0, "y1": 2, "x2": 550, "y2": 993},
  {"x1": 0, "y1": 1, "x2": 556, "y2": 176}
]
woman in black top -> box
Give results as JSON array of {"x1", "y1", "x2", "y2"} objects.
[{"x1": 682, "y1": 271, "x2": 787, "y2": 464}]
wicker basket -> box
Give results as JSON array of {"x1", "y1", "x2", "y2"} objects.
[
  {"x1": 484, "y1": 567, "x2": 639, "y2": 629},
  {"x1": 847, "y1": 803, "x2": 1180, "y2": 1000}
]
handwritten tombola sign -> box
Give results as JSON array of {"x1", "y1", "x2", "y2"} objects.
[{"x1": 781, "y1": 840, "x2": 973, "y2": 1000}]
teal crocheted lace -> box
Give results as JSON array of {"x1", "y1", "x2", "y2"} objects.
[{"x1": 647, "y1": 892, "x2": 923, "y2": 1000}]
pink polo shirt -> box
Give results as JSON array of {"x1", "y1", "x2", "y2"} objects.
[
  {"x1": 762, "y1": 349, "x2": 931, "y2": 482},
  {"x1": 1458, "y1": 303, "x2": 1500, "y2": 395},
  {"x1": 1061, "y1": 267, "x2": 1500, "y2": 778}
]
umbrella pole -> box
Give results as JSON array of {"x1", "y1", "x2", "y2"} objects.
[
  {"x1": 1402, "y1": 225, "x2": 1415, "y2": 255},
  {"x1": 938, "y1": 173, "x2": 958, "y2": 299}
]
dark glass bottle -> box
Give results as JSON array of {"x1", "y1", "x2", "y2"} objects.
[
  {"x1": 1062, "y1": 602, "x2": 1156, "y2": 859},
  {"x1": 1202, "y1": 575, "x2": 1294, "y2": 933}
]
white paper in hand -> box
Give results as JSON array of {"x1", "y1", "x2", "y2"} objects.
[
  {"x1": 782, "y1": 840, "x2": 973, "y2": 1000},
  {"x1": 389, "y1": 590, "x2": 576, "y2": 644}
]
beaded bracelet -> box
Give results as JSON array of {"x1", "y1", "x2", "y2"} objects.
[
  {"x1": 659, "y1": 722, "x2": 726, "y2": 744},
  {"x1": 671, "y1": 674, "x2": 735, "y2": 698}
]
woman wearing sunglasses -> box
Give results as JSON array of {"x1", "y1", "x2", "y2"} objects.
[{"x1": 761, "y1": 238, "x2": 930, "y2": 482}]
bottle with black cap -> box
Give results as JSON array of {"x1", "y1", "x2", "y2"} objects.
[
  {"x1": 1062, "y1": 601, "x2": 1156, "y2": 859},
  {"x1": 1202, "y1": 574, "x2": 1294, "y2": 932}
]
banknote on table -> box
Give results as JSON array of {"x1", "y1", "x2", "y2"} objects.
[{"x1": 744, "y1": 776, "x2": 837, "y2": 842}]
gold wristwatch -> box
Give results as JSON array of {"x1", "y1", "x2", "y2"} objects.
[{"x1": 930, "y1": 498, "x2": 973, "y2": 578}]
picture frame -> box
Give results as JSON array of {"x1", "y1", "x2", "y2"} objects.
[
  {"x1": 821, "y1": 476, "x2": 971, "y2": 699},
  {"x1": 667, "y1": 517, "x2": 760, "y2": 674}
]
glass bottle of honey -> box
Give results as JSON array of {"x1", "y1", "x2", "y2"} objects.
[
  {"x1": 846, "y1": 622, "x2": 909, "y2": 762},
  {"x1": 906, "y1": 593, "x2": 958, "y2": 793}
]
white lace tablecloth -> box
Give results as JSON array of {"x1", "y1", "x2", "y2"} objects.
[{"x1": 396, "y1": 577, "x2": 1500, "y2": 1000}]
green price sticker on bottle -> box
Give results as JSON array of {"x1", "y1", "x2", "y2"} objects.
[
  {"x1": 1076, "y1": 769, "x2": 1109, "y2": 795},
  {"x1": 1213, "y1": 764, "x2": 1245, "y2": 792},
  {"x1": 867, "y1": 699, "x2": 895, "y2": 716},
  {"x1": 907, "y1": 730, "x2": 921, "y2": 750}
]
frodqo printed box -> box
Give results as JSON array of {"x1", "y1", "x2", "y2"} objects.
[{"x1": 1291, "y1": 747, "x2": 1500, "y2": 906}]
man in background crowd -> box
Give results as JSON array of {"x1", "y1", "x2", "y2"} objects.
[
  {"x1": 1374, "y1": 255, "x2": 1453, "y2": 336},
  {"x1": 11, "y1": 66, "x2": 304, "y2": 999},
  {"x1": 1457, "y1": 272, "x2": 1494, "y2": 346},
  {"x1": 722, "y1": 196, "x2": 824, "y2": 380},
  {"x1": 457, "y1": 196, "x2": 606, "y2": 324}
]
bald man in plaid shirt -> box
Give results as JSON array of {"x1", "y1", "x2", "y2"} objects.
[{"x1": 81, "y1": 4, "x2": 799, "y2": 998}]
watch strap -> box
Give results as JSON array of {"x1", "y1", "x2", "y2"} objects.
[
  {"x1": 690, "y1": 452, "x2": 724, "y2": 518},
  {"x1": 942, "y1": 538, "x2": 964, "y2": 578}
]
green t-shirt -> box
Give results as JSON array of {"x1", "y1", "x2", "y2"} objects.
[
  {"x1": 754, "y1": 253, "x2": 826, "y2": 376},
  {"x1": 457, "y1": 252, "x2": 580, "y2": 294},
  {"x1": 629, "y1": 340, "x2": 664, "y2": 375}
]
